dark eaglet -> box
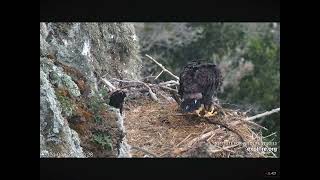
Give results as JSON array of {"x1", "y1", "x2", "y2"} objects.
[{"x1": 178, "y1": 60, "x2": 223, "y2": 117}]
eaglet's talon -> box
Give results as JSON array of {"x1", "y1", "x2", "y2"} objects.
[
  {"x1": 203, "y1": 110, "x2": 218, "y2": 117},
  {"x1": 203, "y1": 105, "x2": 218, "y2": 117}
]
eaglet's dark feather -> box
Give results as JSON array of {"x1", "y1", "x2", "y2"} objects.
[
  {"x1": 109, "y1": 89, "x2": 127, "y2": 114},
  {"x1": 178, "y1": 61, "x2": 223, "y2": 117}
]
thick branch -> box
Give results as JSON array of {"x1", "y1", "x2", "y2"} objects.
[
  {"x1": 145, "y1": 54, "x2": 180, "y2": 81},
  {"x1": 245, "y1": 108, "x2": 280, "y2": 121}
]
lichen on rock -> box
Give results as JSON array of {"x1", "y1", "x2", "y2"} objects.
[
  {"x1": 40, "y1": 22, "x2": 143, "y2": 158},
  {"x1": 40, "y1": 69, "x2": 84, "y2": 158}
]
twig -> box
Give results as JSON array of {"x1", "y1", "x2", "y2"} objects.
[
  {"x1": 159, "y1": 152, "x2": 170, "y2": 157},
  {"x1": 111, "y1": 78, "x2": 158, "y2": 101},
  {"x1": 175, "y1": 133, "x2": 197, "y2": 147},
  {"x1": 204, "y1": 117, "x2": 245, "y2": 142},
  {"x1": 116, "y1": 80, "x2": 178, "y2": 93},
  {"x1": 246, "y1": 126, "x2": 259, "y2": 139},
  {"x1": 206, "y1": 133, "x2": 216, "y2": 142},
  {"x1": 212, "y1": 144, "x2": 240, "y2": 153},
  {"x1": 130, "y1": 146, "x2": 158, "y2": 158},
  {"x1": 245, "y1": 108, "x2": 280, "y2": 121},
  {"x1": 140, "y1": 75, "x2": 157, "y2": 81},
  {"x1": 155, "y1": 70, "x2": 164, "y2": 80},
  {"x1": 185, "y1": 131, "x2": 216, "y2": 148},
  {"x1": 110, "y1": 79, "x2": 143, "y2": 84},
  {"x1": 145, "y1": 54, "x2": 180, "y2": 81},
  {"x1": 269, "y1": 149, "x2": 278, "y2": 158},
  {"x1": 158, "y1": 80, "x2": 179, "y2": 86},
  {"x1": 238, "y1": 108, "x2": 280, "y2": 131},
  {"x1": 118, "y1": 84, "x2": 144, "y2": 89},
  {"x1": 263, "y1": 132, "x2": 277, "y2": 139},
  {"x1": 157, "y1": 85, "x2": 178, "y2": 93},
  {"x1": 172, "y1": 131, "x2": 216, "y2": 155},
  {"x1": 240, "y1": 119, "x2": 269, "y2": 131},
  {"x1": 172, "y1": 113, "x2": 192, "y2": 116},
  {"x1": 244, "y1": 108, "x2": 253, "y2": 114},
  {"x1": 101, "y1": 73, "x2": 108, "y2": 78},
  {"x1": 100, "y1": 78, "x2": 116, "y2": 91}
]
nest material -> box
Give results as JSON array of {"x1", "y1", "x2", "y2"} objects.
[
  {"x1": 124, "y1": 90, "x2": 276, "y2": 158},
  {"x1": 101, "y1": 55, "x2": 278, "y2": 158}
]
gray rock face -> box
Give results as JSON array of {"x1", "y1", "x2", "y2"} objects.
[
  {"x1": 40, "y1": 22, "x2": 142, "y2": 158},
  {"x1": 40, "y1": 69, "x2": 84, "y2": 158},
  {"x1": 41, "y1": 23, "x2": 141, "y2": 83}
]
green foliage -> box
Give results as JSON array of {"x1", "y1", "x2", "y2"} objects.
[
  {"x1": 92, "y1": 132, "x2": 113, "y2": 151},
  {"x1": 145, "y1": 23, "x2": 247, "y2": 79},
  {"x1": 93, "y1": 114, "x2": 103, "y2": 123},
  {"x1": 187, "y1": 23, "x2": 246, "y2": 58},
  {"x1": 99, "y1": 87, "x2": 109, "y2": 99},
  {"x1": 55, "y1": 91, "x2": 75, "y2": 117},
  {"x1": 223, "y1": 31, "x2": 280, "y2": 156},
  {"x1": 88, "y1": 95, "x2": 106, "y2": 114},
  {"x1": 226, "y1": 33, "x2": 279, "y2": 108},
  {"x1": 87, "y1": 91, "x2": 111, "y2": 123}
]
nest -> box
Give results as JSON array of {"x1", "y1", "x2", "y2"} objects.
[
  {"x1": 124, "y1": 90, "x2": 276, "y2": 158},
  {"x1": 102, "y1": 55, "x2": 278, "y2": 158}
]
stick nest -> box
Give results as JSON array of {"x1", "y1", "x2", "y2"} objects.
[
  {"x1": 123, "y1": 88, "x2": 276, "y2": 158},
  {"x1": 102, "y1": 55, "x2": 278, "y2": 158}
]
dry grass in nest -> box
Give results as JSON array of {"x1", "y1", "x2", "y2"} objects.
[
  {"x1": 102, "y1": 55, "x2": 278, "y2": 158},
  {"x1": 124, "y1": 95, "x2": 276, "y2": 158}
]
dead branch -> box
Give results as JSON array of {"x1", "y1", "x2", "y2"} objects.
[
  {"x1": 158, "y1": 80, "x2": 179, "y2": 86},
  {"x1": 157, "y1": 85, "x2": 178, "y2": 93},
  {"x1": 110, "y1": 78, "x2": 143, "y2": 85},
  {"x1": 140, "y1": 75, "x2": 157, "y2": 81},
  {"x1": 235, "y1": 108, "x2": 280, "y2": 131},
  {"x1": 204, "y1": 117, "x2": 245, "y2": 142},
  {"x1": 269, "y1": 148, "x2": 278, "y2": 158},
  {"x1": 206, "y1": 133, "x2": 215, "y2": 142},
  {"x1": 185, "y1": 131, "x2": 216, "y2": 148},
  {"x1": 111, "y1": 78, "x2": 158, "y2": 101},
  {"x1": 100, "y1": 78, "x2": 116, "y2": 91},
  {"x1": 263, "y1": 132, "x2": 277, "y2": 139},
  {"x1": 173, "y1": 131, "x2": 216, "y2": 155},
  {"x1": 175, "y1": 133, "x2": 197, "y2": 147},
  {"x1": 110, "y1": 78, "x2": 180, "y2": 102},
  {"x1": 145, "y1": 54, "x2": 180, "y2": 81},
  {"x1": 245, "y1": 108, "x2": 280, "y2": 121},
  {"x1": 155, "y1": 70, "x2": 164, "y2": 80}
]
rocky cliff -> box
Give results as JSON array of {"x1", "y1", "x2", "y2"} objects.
[{"x1": 40, "y1": 23, "x2": 142, "y2": 158}]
